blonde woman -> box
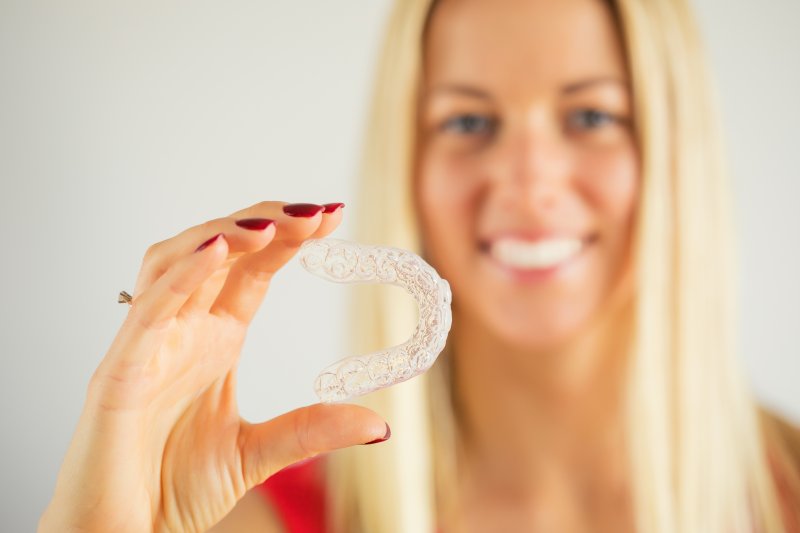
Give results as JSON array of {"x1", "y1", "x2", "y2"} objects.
[{"x1": 40, "y1": 0, "x2": 799, "y2": 532}]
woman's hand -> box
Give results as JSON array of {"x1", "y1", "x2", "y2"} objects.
[{"x1": 39, "y1": 201, "x2": 388, "y2": 533}]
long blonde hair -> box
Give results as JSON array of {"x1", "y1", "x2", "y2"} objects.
[{"x1": 326, "y1": 0, "x2": 790, "y2": 531}]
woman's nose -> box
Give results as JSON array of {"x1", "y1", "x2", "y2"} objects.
[{"x1": 488, "y1": 122, "x2": 572, "y2": 214}]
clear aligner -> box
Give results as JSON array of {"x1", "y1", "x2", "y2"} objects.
[{"x1": 298, "y1": 238, "x2": 452, "y2": 403}]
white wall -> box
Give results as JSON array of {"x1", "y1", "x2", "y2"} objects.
[
  {"x1": 0, "y1": 1, "x2": 797, "y2": 530},
  {"x1": 691, "y1": 0, "x2": 800, "y2": 423}
]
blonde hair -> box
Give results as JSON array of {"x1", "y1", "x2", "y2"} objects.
[{"x1": 326, "y1": 0, "x2": 791, "y2": 531}]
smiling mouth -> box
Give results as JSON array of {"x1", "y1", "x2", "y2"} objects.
[{"x1": 483, "y1": 235, "x2": 596, "y2": 271}]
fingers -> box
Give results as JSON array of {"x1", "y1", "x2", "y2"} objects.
[
  {"x1": 208, "y1": 202, "x2": 344, "y2": 324},
  {"x1": 238, "y1": 403, "x2": 390, "y2": 489},
  {"x1": 130, "y1": 201, "x2": 343, "y2": 317},
  {"x1": 179, "y1": 219, "x2": 278, "y2": 314},
  {"x1": 108, "y1": 232, "x2": 232, "y2": 367},
  {"x1": 115, "y1": 200, "x2": 344, "y2": 360},
  {"x1": 132, "y1": 203, "x2": 290, "y2": 298}
]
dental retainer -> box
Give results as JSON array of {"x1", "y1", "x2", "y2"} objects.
[{"x1": 298, "y1": 238, "x2": 452, "y2": 403}]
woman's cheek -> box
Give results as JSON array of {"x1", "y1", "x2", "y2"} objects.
[
  {"x1": 579, "y1": 145, "x2": 639, "y2": 225},
  {"x1": 417, "y1": 154, "x2": 452, "y2": 258},
  {"x1": 578, "y1": 145, "x2": 639, "y2": 301},
  {"x1": 420, "y1": 151, "x2": 469, "y2": 220},
  {"x1": 417, "y1": 152, "x2": 480, "y2": 274}
]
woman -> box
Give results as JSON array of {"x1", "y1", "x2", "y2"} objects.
[{"x1": 40, "y1": 0, "x2": 800, "y2": 532}]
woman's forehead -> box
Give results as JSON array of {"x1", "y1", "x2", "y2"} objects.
[{"x1": 423, "y1": 0, "x2": 628, "y2": 92}]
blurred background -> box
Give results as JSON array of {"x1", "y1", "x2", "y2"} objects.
[{"x1": 0, "y1": 0, "x2": 797, "y2": 530}]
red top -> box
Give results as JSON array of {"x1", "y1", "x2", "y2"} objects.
[
  {"x1": 257, "y1": 458, "x2": 441, "y2": 533},
  {"x1": 256, "y1": 458, "x2": 327, "y2": 533}
]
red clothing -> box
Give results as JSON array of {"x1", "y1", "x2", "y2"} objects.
[
  {"x1": 256, "y1": 458, "x2": 327, "y2": 533},
  {"x1": 257, "y1": 458, "x2": 441, "y2": 533}
]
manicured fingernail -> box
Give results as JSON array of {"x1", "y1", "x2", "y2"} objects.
[
  {"x1": 322, "y1": 202, "x2": 345, "y2": 214},
  {"x1": 235, "y1": 218, "x2": 275, "y2": 231},
  {"x1": 195, "y1": 233, "x2": 224, "y2": 253},
  {"x1": 362, "y1": 423, "x2": 391, "y2": 445},
  {"x1": 283, "y1": 203, "x2": 324, "y2": 217}
]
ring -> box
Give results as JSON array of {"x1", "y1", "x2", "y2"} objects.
[{"x1": 118, "y1": 290, "x2": 133, "y2": 307}]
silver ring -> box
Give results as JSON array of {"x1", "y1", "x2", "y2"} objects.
[{"x1": 118, "y1": 290, "x2": 133, "y2": 307}]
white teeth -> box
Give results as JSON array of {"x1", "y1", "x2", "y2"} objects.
[{"x1": 490, "y1": 237, "x2": 584, "y2": 270}]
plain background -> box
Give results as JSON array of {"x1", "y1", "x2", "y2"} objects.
[{"x1": 0, "y1": 1, "x2": 797, "y2": 530}]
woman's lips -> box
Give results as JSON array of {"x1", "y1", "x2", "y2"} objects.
[{"x1": 480, "y1": 234, "x2": 597, "y2": 282}]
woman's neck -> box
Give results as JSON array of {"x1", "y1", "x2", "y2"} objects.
[{"x1": 450, "y1": 306, "x2": 631, "y2": 496}]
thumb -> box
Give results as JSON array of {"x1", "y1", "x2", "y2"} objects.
[{"x1": 239, "y1": 403, "x2": 390, "y2": 488}]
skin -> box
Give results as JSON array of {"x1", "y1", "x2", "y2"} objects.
[
  {"x1": 41, "y1": 0, "x2": 641, "y2": 531},
  {"x1": 38, "y1": 202, "x2": 388, "y2": 533},
  {"x1": 416, "y1": 0, "x2": 638, "y2": 531}
]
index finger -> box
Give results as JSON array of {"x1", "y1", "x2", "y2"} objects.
[{"x1": 208, "y1": 202, "x2": 345, "y2": 324}]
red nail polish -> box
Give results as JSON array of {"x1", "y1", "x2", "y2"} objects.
[
  {"x1": 362, "y1": 423, "x2": 391, "y2": 445},
  {"x1": 283, "y1": 203, "x2": 324, "y2": 217},
  {"x1": 195, "y1": 233, "x2": 224, "y2": 253},
  {"x1": 235, "y1": 218, "x2": 275, "y2": 230},
  {"x1": 322, "y1": 202, "x2": 345, "y2": 214}
]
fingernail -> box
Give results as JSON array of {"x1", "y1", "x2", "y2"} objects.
[
  {"x1": 283, "y1": 203, "x2": 324, "y2": 217},
  {"x1": 362, "y1": 423, "x2": 391, "y2": 445},
  {"x1": 195, "y1": 233, "x2": 224, "y2": 253},
  {"x1": 235, "y1": 218, "x2": 275, "y2": 231},
  {"x1": 322, "y1": 202, "x2": 345, "y2": 214}
]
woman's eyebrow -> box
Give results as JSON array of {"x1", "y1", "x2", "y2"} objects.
[
  {"x1": 425, "y1": 79, "x2": 627, "y2": 100},
  {"x1": 425, "y1": 84, "x2": 492, "y2": 100},
  {"x1": 561, "y1": 77, "x2": 629, "y2": 95}
]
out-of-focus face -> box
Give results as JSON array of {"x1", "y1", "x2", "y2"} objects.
[{"x1": 417, "y1": 0, "x2": 637, "y2": 351}]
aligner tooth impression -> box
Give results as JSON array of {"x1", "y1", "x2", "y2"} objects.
[{"x1": 298, "y1": 238, "x2": 453, "y2": 403}]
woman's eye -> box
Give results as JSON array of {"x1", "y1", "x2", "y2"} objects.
[
  {"x1": 440, "y1": 114, "x2": 494, "y2": 135},
  {"x1": 567, "y1": 109, "x2": 618, "y2": 130}
]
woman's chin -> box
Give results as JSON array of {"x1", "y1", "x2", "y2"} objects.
[{"x1": 484, "y1": 310, "x2": 594, "y2": 354}]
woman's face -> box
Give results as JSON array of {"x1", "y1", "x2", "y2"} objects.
[{"x1": 417, "y1": 0, "x2": 637, "y2": 351}]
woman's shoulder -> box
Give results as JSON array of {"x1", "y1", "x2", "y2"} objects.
[
  {"x1": 760, "y1": 408, "x2": 800, "y2": 529},
  {"x1": 762, "y1": 408, "x2": 800, "y2": 468}
]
